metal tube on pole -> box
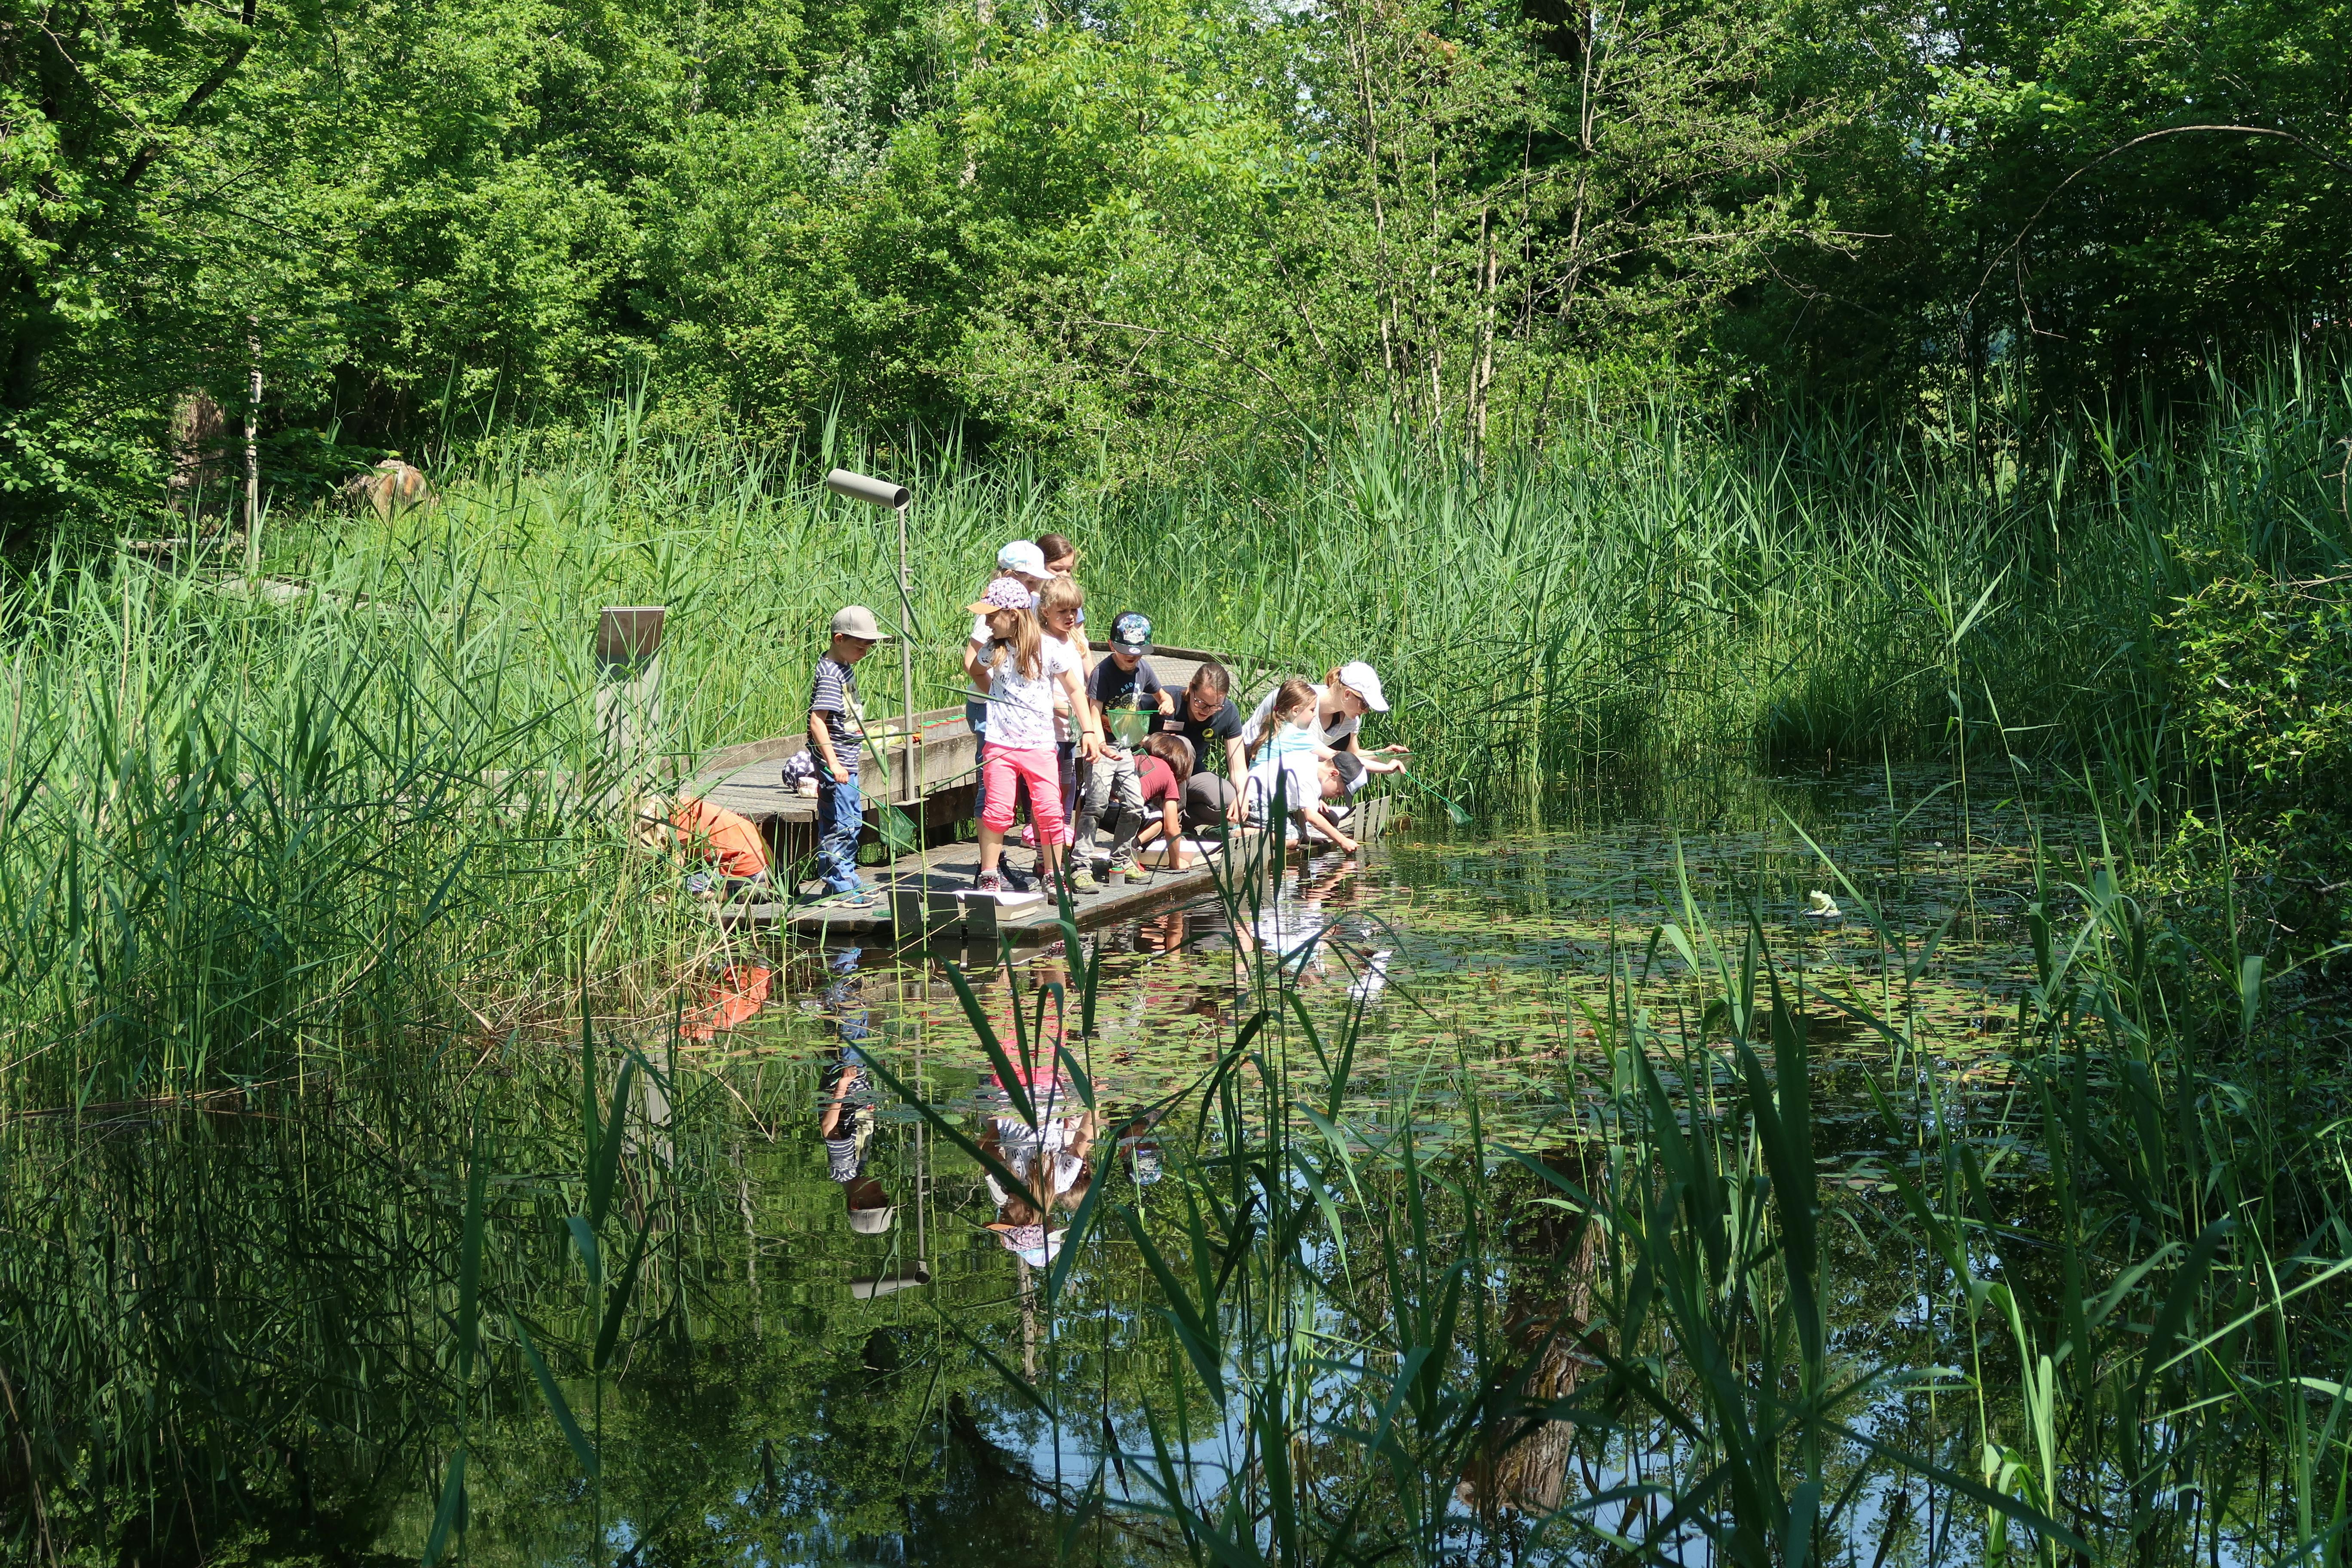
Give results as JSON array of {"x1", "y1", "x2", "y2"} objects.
[{"x1": 824, "y1": 469, "x2": 928, "y2": 928}]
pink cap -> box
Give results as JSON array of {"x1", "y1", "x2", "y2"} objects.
[{"x1": 967, "y1": 576, "x2": 1033, "y2": 615}]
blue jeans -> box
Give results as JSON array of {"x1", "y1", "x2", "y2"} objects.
[{"x1": 816, "y1": 769, "x2": 864, "y2": 892}]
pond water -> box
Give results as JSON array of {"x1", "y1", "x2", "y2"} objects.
[{"x1": 6, "y1": 772, "x2": 2138, "y2": 1565}]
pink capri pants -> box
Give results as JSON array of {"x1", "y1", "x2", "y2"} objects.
[{"x1": 979, "y1": 744, "x2": 1071, "y2": 845}]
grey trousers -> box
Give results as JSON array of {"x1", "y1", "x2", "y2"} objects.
[{"x1": 1181, "y1": 774, "x2": 1237, "y2": 835}]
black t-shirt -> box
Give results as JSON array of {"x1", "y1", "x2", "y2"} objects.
[
  {"x1": 1088, "y1": 656, "x2": 1164, "y2": 711},
  {"x1": 1158, "y1": 696, "x2": 1243, "y2": 776}
]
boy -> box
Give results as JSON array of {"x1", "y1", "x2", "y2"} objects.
[
  {"x1": 1245, "y1": 751, "x2": 1358, "y2": 854},
  {"x1": 1070, "y1": 610, "x2": 1164, "y2": 888},
  {"x1": 809, "y1": 606, "x2": 889, "y2": 905}
]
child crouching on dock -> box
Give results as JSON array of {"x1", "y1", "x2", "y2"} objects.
[{"x1": 967, "y1": 577, "x2": 1102, "y2": 894}]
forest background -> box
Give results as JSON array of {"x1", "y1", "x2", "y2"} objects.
[{"x1": 4, "y1": 0, "x2": 2349, "y2": 522}]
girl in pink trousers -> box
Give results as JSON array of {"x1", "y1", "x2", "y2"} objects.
[{"x1": 965, "y1": 577, "x2": 1102, "y2": 893}]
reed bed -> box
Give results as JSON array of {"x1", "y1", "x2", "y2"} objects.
[{"x1": 3, "y1": 362, "x2": 2346, "y2": 1106}]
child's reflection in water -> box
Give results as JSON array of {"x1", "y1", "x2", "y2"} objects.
[{"x1": 814, "y1": 948, "x2": 891, "y2": 1236}]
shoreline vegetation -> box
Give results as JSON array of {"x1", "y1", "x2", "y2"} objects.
[{"x1": 1, "y1": 369, "x2": 2349, "y2": 1563}]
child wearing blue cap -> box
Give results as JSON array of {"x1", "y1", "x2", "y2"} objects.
[{"x1": 1069, "y1": 610, "x2": 1168, "y2": 888}]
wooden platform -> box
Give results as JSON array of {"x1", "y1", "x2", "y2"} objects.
[{"x1": 722, "y1": 797, "x2": 1391, "y2": 941}]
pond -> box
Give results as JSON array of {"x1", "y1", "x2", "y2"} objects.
[{"x1": 2, "y1": 771, "x2": 2282, "y2": 1565}]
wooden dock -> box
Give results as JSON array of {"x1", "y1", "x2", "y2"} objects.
[
  {"x1": 721, "y1": 797, "x2": 1392, "y2": 941},
  {"x1": 656, "y1": 635, "x2": 1400, "y2": 941}
]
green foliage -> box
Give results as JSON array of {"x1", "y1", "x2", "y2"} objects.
[
  {"x1": 2171, "y1": 570, "x2": 2352, "y2": 808},
  {"x1": 2147, "y1": 567, "x2": 2352, "y2": 992}
]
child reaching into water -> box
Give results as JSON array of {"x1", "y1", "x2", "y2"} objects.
[
  {"x1": 965, "y1": 577, "x2": 1102, "y2": 893},
  {"x1": 1244, "y1": 749, "x2": 1358, "y2": 854}
]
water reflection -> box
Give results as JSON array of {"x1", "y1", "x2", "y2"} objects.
[{"x1": 6, "y1": 772, "x2": 2097, "y2": 1564}]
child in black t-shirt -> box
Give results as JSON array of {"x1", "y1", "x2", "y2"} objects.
[{"x1": 1072, "y1": 612, "x2": 1166, "y2": 879}]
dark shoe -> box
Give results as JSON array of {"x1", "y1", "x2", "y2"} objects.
[{"x1": 999, "y1": 861, "x2": 1032, "y2": 893}]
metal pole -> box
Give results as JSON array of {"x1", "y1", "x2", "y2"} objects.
[
  {"x1": 897, "y1": 501, "x2": 916, "y2": 805},
  {"x1": 897, "y1": 499, "x2": 931, "y2": 924},
  {"x1": 243, "y1": 321, "x2": 261, "y2": 579}
]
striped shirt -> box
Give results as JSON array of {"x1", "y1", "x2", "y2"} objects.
[{"x1": 810, "y1": 656, "x2": 862, "y2": 755}]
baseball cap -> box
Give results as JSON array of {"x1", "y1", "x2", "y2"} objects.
[
  {"x1": 993, "y1": 1224, "x2": 1067, "y2": 1268},
  {"x1": 1336, "y1": 661, "x2": 1389, "y2": 711},
  {"x1": 831, "y1": 605, "x2": 891, "y2": 641},
  {"x1": 966, "y1": 576, "x2": 1033, "y2": 615},
  {"x1": 1332, "y1": 751, "x2": 1368, "y2": 796},
  {"x1": 1110, "y1": 611, "x2": 1153, "y2": 653},
  {"x1": 997, "y1": 540, "x2": 1048, "y2": 577}
]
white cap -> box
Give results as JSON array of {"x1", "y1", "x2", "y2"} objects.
[
  {"x1": 998, "y1": 540, "x2": 1048, "y2": 577},
  {"x1": 1336, "y1": 662, "x2": 1388, "y2": 711},
  {"x1": 830, "y1": 605, "x2": 891, "y2": 640}
]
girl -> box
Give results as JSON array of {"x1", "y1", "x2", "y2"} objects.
[
  {"x1": 1255, "y1": 677, "x2": 1336, "y2": 768},
  {"x1": 966, "y1": 577, "x2": 1102, "y2": 893},
  {"x1": 1037, "y1": 574, "x2": 1096, "y2": 879}
]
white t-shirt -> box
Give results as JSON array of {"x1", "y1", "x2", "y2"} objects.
[
  {"x1": 1243, "y1": 751, "x2": 1323, "y2": 823},
  {"x1": 981, "y1": 637, "x2": 1078, "y2": 751},
  {"x1": 1242, "y1": 683, "x2": 1360, "y2": 750}
]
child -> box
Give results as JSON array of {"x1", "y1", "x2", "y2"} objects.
[
  {"x1": 818, "y1": 1047, "x2": 894, "y2": 1234},
  {"x1": 810, "y1": 606, "x2": 888, "y2": 904},
  {"x1": 1255, "y1": 677, "x2": 1339, "y2": 768},
  {"x1": 1113, "y1": 731, "x2": 1191, "y2": 877},
  {"x1": 965, "y1": 541, "x2": 1053, "y2": 848},
  {"x1": 1072, "y1": 610, "x2": 1164, "y2": 887},
  {"x1": 632, "y1": 793, "x2": 773, "y2": 897},
  {"x1": 1244, "y1": 749, "x2": 1358, "y2": 854},
  {"x1": 1038, "y1": 574, "x2": 1094, "y2": 879},
  {"x1": 966, "y1": 577, "x2": 1102, "y2": 893}
]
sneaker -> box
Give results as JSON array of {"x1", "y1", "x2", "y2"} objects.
[
  {"x1": 974, "y1": 872, "x2": 1007, "y2": 893},
  {"x1": 1066, "y1": 861, "x2": 1097, "y2": 892},
  {"x1": 999, "y1": 861, "x2": 1032, "y2": 893}
]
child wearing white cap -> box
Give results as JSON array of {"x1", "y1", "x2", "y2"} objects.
[{"x1": 1240, "y1": 660, "x2": 1409, "y2": 778}]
